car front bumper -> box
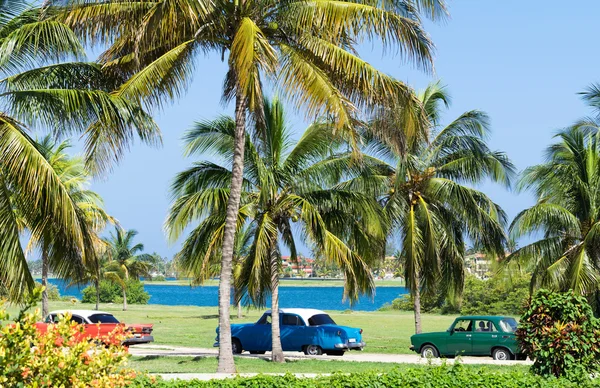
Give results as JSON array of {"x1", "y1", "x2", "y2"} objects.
[
  {"x1": 334, "y1": 341, "x2": 366, "y2": 350},
  {"x1": 123, "y1": 335, "x2": 154, "y2": 345}
]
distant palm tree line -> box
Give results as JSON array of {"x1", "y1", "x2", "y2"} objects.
[{"x1": 3, "y1": 0, "x2": 600, "y2": 373}]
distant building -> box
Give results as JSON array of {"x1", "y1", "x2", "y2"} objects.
[
  {"x1": 464, "y1": 253, "x2": 492, "y2": 279},
  {"x1": 281, "y1": 256, "x2": 314, "y2": 277}
]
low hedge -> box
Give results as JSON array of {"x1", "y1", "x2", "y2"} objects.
[{"x1": 129, "y1": 364, "x2": 598, "y2": 388}]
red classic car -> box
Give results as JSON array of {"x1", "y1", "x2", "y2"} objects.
[{"x1": 36, "y1": 310, "x2": 154, "y2": 347}]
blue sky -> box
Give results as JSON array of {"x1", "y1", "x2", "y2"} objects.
[{"x1": 81, "y1": 1, "x2": 599, "y2": 258}]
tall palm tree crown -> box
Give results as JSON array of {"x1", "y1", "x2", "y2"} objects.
[
  {"x1": 30, "y1": 136, "x2": 112, "y2": 317},
  {"x1": 166, "y1": 98, "x2": 385, "y2": 361},
  {"x1": 340, "y1": 82, "x2": 515, "y2": 333},
  {"x1": 0, "y1": 0, "x2": 157, "y2": 300},
  {"x1": 104, "y1": 226, "x2": 152, "y2": 310},
  {"x1": 52, "y1": 0, "x2": 446, "y2": 371},
  {"x1": 509, "y1": 85, "x2": 600, "y2": 296}
]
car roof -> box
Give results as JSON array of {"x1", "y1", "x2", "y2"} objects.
[
  {"x1": 264, "y1": 308, "x2": 328, "y2": 324},
  {"x1": 48, "y1": 310, "x2": 113, "y2": 318},
  {"x1": 456, "y1": 315, "x2": 514, "y2": 321}
]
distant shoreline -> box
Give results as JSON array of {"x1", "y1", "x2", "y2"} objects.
[
  {"x1": 36, "y1": 277, "x2": 405, "y2": 288},
  {"x1": 141, "y1": 278, "x2": 405, "y2": 288}
]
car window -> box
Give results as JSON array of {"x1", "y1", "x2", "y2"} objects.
[
  {"x1": 307, "y1": 314, "x2": 336, "y2": 326},
  {"x1": 88, "y1": 314, "x2": 120, "y2": 324},
  {"x1": 499, "y1": 318, "x2": 518, "y2": 333},
  {"x1": 474, "y1": 320, "x2": 497, "y2": 332},
  {"x1": 45, "y1": 314, "x2": 58, "y2": 323},
  {"x1": 282, "y1": 314, "x2": 302, "y2": 326},
  {"x1": 70, "y1": 315, "x2": 85, "y2": 324},
  {"x1": 257, "y1": 314, "x2": 272, "y2": 325},
  {"x1": 452, "y1": 319, "x2": 472, "y2": 332}
]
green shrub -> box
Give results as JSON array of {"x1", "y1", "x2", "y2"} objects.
[
  {"x1": 34, "y1": 281, "x2": 61, "y2": 301},
  {"x1": 129, "y1": 364, "x2": 595, "y2": 388},
  {"x1": 81, "y1": 279, "x2": 150, "y2": 304},
  {"x1": 151, "y1": 275, "x2": 166, "y2": 282},
  {"x1": 381, "y1": 273, "x2": 529, "y2": 316},
  {"x1": 0, "y1": 288, "x2": 138, "y2": 387},
  {"x1": 380, "y1": 291, "x2": 448, "y2": 313},
  {"x1": 517, "y1": 289, "x2": 600, "y2": 381}
]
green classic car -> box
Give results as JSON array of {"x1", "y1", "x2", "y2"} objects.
[{"x1": 410, "y1": 315, "x2": 524, "y2": 360}]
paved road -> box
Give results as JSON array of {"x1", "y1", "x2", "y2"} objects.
[{"x1": 130, "y1": 344, "x2": 531, "y2": 366}]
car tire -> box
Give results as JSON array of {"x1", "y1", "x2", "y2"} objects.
[
  {"x1": 231, "y1": 338, "x2": 243, "y2": 354},
  {"x1": 249, "y1": 351, "x2": 265, "y2": 355},
  {"x1": 304, "y1": 345, "x2": 323, "y2": 356},
  {"x1": 326, "y1": 351, "x2": 344, "y2": 356},
  {"x1": 420, "y1": 344, "x2": 439, "y2": 358},
  {"x1": 492, "y1": 348, "x2": 512, "y2": 361}
]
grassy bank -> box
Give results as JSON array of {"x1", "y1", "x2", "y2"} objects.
[
  {"x1": 141, "y1": 279, "x2": 405, "y2": 287},
  {"x1": 4, "y1": 302, "x2": 455, "y2": 354},
  {"x1": 130, "y1": 356, "x2": 529, "y2": 374}
]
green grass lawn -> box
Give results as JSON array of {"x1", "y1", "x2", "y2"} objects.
[
  {"x1": 3, "y1": 301, "x2": 455, "y2": 354},
  {"x1": 129, "y1": 356, "x2": 529, "y2": 374}
]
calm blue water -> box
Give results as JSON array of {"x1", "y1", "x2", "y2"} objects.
[{"x1": 47, "y1": 279, "x2": 407, "y2": 311}]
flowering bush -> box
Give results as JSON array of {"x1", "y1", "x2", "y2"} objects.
[
  {"x1": 0, "y1": 288, "x2": 139, "y2": 387},
  {"x1": 517, "y1": 289, "x2": 600, "y2": 380}
]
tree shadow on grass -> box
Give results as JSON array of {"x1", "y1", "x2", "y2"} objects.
[
  {"x1": 133, "y1": 355, "x2": 213, "y2": 364},
  {"x1": 178, "y1": 314, "x2": 244, "y2": 320}
]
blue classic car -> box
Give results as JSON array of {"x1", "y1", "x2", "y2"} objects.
[{"x1": 214, "y1": 308, "x2": 365, "y2": 356}]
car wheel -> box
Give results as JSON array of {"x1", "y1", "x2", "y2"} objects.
[
  {"x1": 231, "y1": 338, "x2": 242, "y2": 354},
  {"x1": 420, "y1": 344, "x2": 439, "y2": 358},
  {"x1": 326, "y1": 351, "x2": 344, "y2": 356},
  {"x1": 492, "y1": 348, "x2": 512, "y2": 361},
  {"x1": 249, "y1": 351, "x2": 266, "y2": 355},
  {"x1": 304, "y1": 345, "x2": 323, "y2": 356}
]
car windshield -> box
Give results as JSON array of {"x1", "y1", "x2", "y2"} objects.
[
  {"x1": 307, "y1": 314, "x2": 336, "y2": 326},
  {"x1": 88, "y1": 314, "x2": 120, "y2": 324},
  {"x1": 498, "y1": 318, "x2": 518, "y2": 333}
]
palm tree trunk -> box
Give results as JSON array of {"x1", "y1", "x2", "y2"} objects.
[
  {"x1": 271, "y1": 257, "x2": 285, "y2": 363},
  {"x1": 413, "y1": 273, "x2": 422, "y2": 334},
  {"x1": 95, "y1": 264, "x2": 101, "y2": 310},
  {"x1": 237, "y1": 301, "x2": 242, "y2": 319},
  {"x1": 41, "y1": 247, "x2": 49, "y2": 318},
  {"x1": 123, "y1": 287, "x2": 128, "y2": 311},
  {"x1": 217, "y1": 87, "x2": 247, "y2": 373},
  {"x1": 95, "y1": 279, "x2": 100, "y2": 311}
]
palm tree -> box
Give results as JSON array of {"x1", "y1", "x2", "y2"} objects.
[
  {"x1": 54, "y1": 0, "x2": 446, "y2": 372},
  {"x1": 0, "y1": 0, "x2": 158, "y2": 301},
  {"x1": 508, "y1": 87, "x2": 600, "y2": 295},
  {"x1": 339, "y1": 82, "x2": 514, "y2": 333},
  {"x1": 27, "y1": 136, "x2": 113, "y2": 317},
  {"x1": 104, "y1": 227, "x2": 152, "y2": 310},
  {"x1": 166, "y1": 98, "x2": 383, "y2": 362}
]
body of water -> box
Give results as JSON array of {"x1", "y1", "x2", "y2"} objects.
[{"x1": 47, "y1": 279, "x2": 407, "y2": 311}]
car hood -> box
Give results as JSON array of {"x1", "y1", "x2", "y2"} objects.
[{"x1": 217, "y1": 323, "x2": 254, "y2": 334}]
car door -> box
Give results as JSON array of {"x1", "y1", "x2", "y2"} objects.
[
  {"x1": 247, "y1": 313, "x2": 274, "y2": 351},
  {"x1": 280, "y1": 314, "x2": 305, "y2": 351},
  {"x1": 70, "y1": 314, "x2": 87, "y2": 342},
  {"x1": 471, "y1": 319, "x2": 500, "y2": 355},
  {"x1": 446, "y1": 319, "x2": 473, "y2": 356}
]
